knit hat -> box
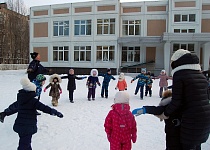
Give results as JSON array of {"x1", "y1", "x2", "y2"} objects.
[
  {"x1": 161, "y1": 70, "x2": 166, "y2": 74},
  {"x1": 107, "y1": 68, "x2": 111, "y2": 73},
  {"x1": 30, "y1": 52, "x2": 39, "y2": 59},
  {"x1": 171, "y1": 49, "x2": 191, "y2": 61},
  {"x1": 114, "y1": 91, "x2": 130, "y2": 104},
  {"x1": 118, "y1": 72, "x2": 125, "y2": 80},
  {"x1": 36, "y1": 74, "x2": 46, "y2": 82},
  {"x1": 20, "y1": 77, "x2": 36, "y2": 91},
  {"x1": 141, "y1": 68, "x2": 146, "y2": 73}
]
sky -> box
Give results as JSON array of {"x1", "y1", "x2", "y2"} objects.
[
  {"x1": 0, "y1": 0, "x2": 160, "y2": 8},
  {"x1": 0, "y1": 70, "x2": 209, "y2": 150}
]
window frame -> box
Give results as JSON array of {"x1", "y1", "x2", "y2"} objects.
[
  {"x1": 122, "y1": 20, "x2": 141, "y2": 36},
  {"x1": 97, "y1": 18, "x2": 115, "y2": 35},
  {"x1": 74, "y1": 20, "x2": 91, "y2": 36},
  {"x1": 53, "y1": 46, "x2": 69, "y2": 62},
  {"x1": 53, "y1": 21, "x2": 69, "y2": 37},
  {"x1": 122, "y1": 46, "x2": 140, "y2": 62},
  {"x1": 96, "y1": 45, "x2": 115, "y2": 62},
  {"x1": 74, "y1": 46, "x2": 91, "y2": 62}
]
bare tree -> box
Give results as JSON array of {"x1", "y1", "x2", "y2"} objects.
[{"x1": 7, "y1": 0, "x2": 28, "y2": 15}]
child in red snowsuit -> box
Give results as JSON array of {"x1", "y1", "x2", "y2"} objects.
[
  {"x1": 104, "y1": 91, "x2": 137, "y2": 150},
  {"x1": 115, "y1": 73, "x2": 127, "y2": 91}
]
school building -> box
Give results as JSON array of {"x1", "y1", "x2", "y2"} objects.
[{"x1": 30, "y1": 0, "x2": 210, "y2": 75}]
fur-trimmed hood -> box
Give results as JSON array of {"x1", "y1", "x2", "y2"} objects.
[
  {"x1": 90, "y1": 69, "x2": 98, "y2": 76},
  {"x1": 49, "y1": 74, "x2": 62, "y2": 84},
  {"x1": 118, "y1": 73, "x2": 125, "y2": 81}
]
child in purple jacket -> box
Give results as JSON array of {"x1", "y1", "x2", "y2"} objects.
[{"x1": 86, "y1": 69, "x2": 101, "y2": 101}]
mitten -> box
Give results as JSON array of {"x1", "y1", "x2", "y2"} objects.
[
  {"x1": 0, "y1": 112, "x2": 6, "y2": 123},
  {"x1": 98, "y1": 83, "x2": 101, "y2": 86},
  {"x1": 132, "y1": 107, "x2": 146, "y2": 116},
  {"x1": 59, "y1": 90, "x2": 62, "y2": 94},
  {"x1": 51, "y1": 109, "x2": 63, "y2": 118},
  {"x1": 125, "y1": 88, "x2": 127, "y2": 90},
  {"x1": 115, "y1": 87, "x2": 117, "y2": 90},
  {"x1": 43, "y1": 88, "x2": 47, "y2": 92},
  {"x1": 131, "y1": 80, "x2": 133, "y2": 83},
  {"x1": 131, "y1": 135, "x2": 137, "y2": 143},
  {"x1": 82, "y1": 76, "x2": 87, "y2": 79}
]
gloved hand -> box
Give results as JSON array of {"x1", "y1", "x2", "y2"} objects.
[
  {"x1": 125, "y1": 88, "x2": 127, "y2": 90},
  {"x1": 132, "y1": 107, "x2": 146, "y2": 116},
  {"x1": 59, "y1": 90, "x2": 62, "y2": 94},
  {"x1": 131, "y1": 135, "x2": 137, "y2": 143},
  {"x1": 82, "y1": 76, "x2": 87, "y2": 79},
  {"x1": 51, "y1": 109, "x2": 63, "y2": 118},
  {"x1": 115, "y1": 87, "x2": 117, "y2": 90},
  {"x1": 98, "y1": 83, "x2": 101, "y2": 86},
  {"x1": 131, "y1": 80, "x2": 133, "y2": 83},
  {"x1": 155, "y1": 112, "x2": 169, "y2": 121},
  {"x1": 0, "y1": 112, "x2": 6, "y2": 123},
  {"x1": 107, "y1": 134, "x2": 111, "y2": 142},
  {"x1": 43, "y1": 88, "x2": 47, "y2": 92}
]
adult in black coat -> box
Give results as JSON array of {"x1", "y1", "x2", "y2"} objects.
[
  {"x1": 61, "y1": 69, "x2": 86, "y2": 103},
  {"x1": 27, "y1": 52, "x2": 49, "y2": 82},
  {"x1": 0, "y1": 77, "x2": 63, "y2": 150},
  {"x1": 132, "y1": 90, "x2": 182, "y2": 150},
  {"x1": 158, "y1": 49, "x2": 210, "y2": 150}
]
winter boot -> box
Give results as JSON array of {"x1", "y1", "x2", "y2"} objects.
[{"x1": 0, "y1": 112, "x2": 6, "y2": 123}]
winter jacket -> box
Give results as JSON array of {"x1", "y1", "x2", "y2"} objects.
[
  {"x1": 104, "y1": 104, "x2": 137, "y2": 146},
  {"x1": 27, "y1": 60, "x2": 48, "y2": 82},
  {"x1": 116, "y1": 80, "x2": 127, "y2": 91},
  {"x1": 145, "y1": 75, "x2": 153, "y2": 87},
  {"x1": 86, "y1": 76, "x2": 100, "y2": 88},
  {"x1": 45, "y1": 74, "x2": 62, "y2": 97},
  {"x1": 154, "y1": 74, "x2": 171, "y2": 87},
  {"x1": 32, "y1": 79, "x2": 43, "y2": 97},
  {"x1": 61, "y1": 74, "x2": 84, "y2": 91},
  {"x1": 99, "y1": 73, "x2": 116, "y2": 86},
  {"x1": 4, "y1": 89, "x2": 56, "y2": 135},
  {"x1": 164, "y1": 53, "x2": 210, "y2": 145},
  {"x1": 132, "y1": 73, "x2": 148, "y2": 86},
  {"x1": 144, "y1": 96, "x2": 182, "y2": 149}
]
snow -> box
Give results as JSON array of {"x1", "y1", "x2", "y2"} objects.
[{"x1": 0, "y1": 70, "x2": 209, "y2": 150}]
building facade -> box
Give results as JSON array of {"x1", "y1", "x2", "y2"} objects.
[
  {"x1": 30, "y1": 0, "x2": 210, "y2": 75},
  {"x1": 0, "y1": 3, "x2": 29, "y2": 64}
]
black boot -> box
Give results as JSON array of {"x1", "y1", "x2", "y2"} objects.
[{"x1": 0, "y1": 112, "x2": 6, "y2": 123}]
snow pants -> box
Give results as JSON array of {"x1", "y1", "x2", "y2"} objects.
[
  {"x1": 101, "y1": 84, "x2": 109, "y2": 98},
  {"x1": 145, "y1": 85, "x2": 152, "y2": 96},
  {"x1": 135, "y1": 84, "x2": 144, "y2": 99},
  {"x1": 88, "y1": 88, "x2": 96, "y2": 99},
  {"x1": 18, "y1": 134, "x2": 32, "y2": 150},
  {"x1": 110, "y1": 141, "x2": 131, "y2": 150},
  {"x1": 68, "y1": 90, "x2": 74, "y2": 101},
  {"x1": 159, "y1": 86, "x2": 168, "y2": 98}
]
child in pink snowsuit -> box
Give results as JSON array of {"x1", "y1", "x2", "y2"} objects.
[{"x1": 104, "y1": 91, "x2": 137, "y2": 150}]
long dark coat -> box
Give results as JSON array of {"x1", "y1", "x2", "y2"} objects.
[{"x1": 61, "y1": 74, "x2": 83, "y2": 91}]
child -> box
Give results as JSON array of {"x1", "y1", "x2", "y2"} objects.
[
  {"x1": 153, "y1": 70, "x2": 172, "y2": 98},
  {"x1": 99, "y1": 68, "x2": 116, "y2": 98},
  {"x1": 115, "y1": 72, "x2": 127, "y2": 91},
  {"x1": 145, "y1": 71, "x2": 153, "y2": 97},
  {"x1": 104, "y1": 91, "x2": 137, "y2": 150},
  {"x1": 86, "y1": 69, "x2": 101, "y2": 101},
  {"x1": 0, "y1": 77, "x2": 63, "y2": 149},
  {"x1": 131, "y1": 68, "x2": 148, "y2": 100},
  {"x1": 61, "y1": 69, "x2": 86, "y2": 103},
  {"x1": 132, "y1": 90, "x2": 182, "y2": 150},
  {"x1": 44, "y1": 74, "x2": 62, "y2": 106},
  {"x1": 32, "y1": 74, "x2": 46, "y2": 100}
]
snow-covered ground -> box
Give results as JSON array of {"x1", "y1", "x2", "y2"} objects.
[{"x1": 0, "y1": 70, "x2": 209, "y2": 150}]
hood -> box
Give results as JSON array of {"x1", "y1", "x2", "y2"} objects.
[
  {"x1": 118, "y1": 73, "x2": 125, "y2": 81},
  {"x1": 17, "y1": 89, "x2": 36, "y2": 104},
  {"x1": 159, "y1": 97, "x2": 172, "y2": 106},
  {"x1": 112, "y1": 103, "x2": 130, "y2": 115},
  {"x1": 90, "y1": 69, "x2": 98, "y2": 76},
  {"x1": 49, "y1": 74, "x2": 62, "y2": 84}
]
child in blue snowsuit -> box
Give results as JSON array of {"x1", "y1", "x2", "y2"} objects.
[
  {"x1": 131, "y1": 68, "x2": 148, "y2": 100},
  {"x1": 32, "y1": 74, "x2": 46, "y2": 100},
  {"x1": 86, "y1": 69, "x2": 101, "y2": 101},
  {"x1": 99, "y1": 68, "x2": 116, "y2": 98},
  {"x1": 145, "y1": 71, "x2": 153, "y2": 97}
]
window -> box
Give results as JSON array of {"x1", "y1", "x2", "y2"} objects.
[
  {"x1": 122, "y1": 46, "x2": 140, "y2": 62},
  {"x1": 122, "y1": 20, "x2": 141, "y2": 35},
  {"x1": 97, "y1": 18, "x2": 115, "y2": 35},
  {"x1": 53, "y1": 21, "x2": 69, "y2": 36},
  {"x1": 53, "y1": 46, "x2": 69, "y2": 61},
  {"x1": 74, "y1": 20, "x2": 91, "y2": 35},
  {"x1": 173, "y1": 43, "x2": 195, "y2": 52},
  {"x1": 96, "y1": 46, "x2": 115, "y2": 61},
  {"x1": 174, "y1": 29, "x2": 195, "y2": 33},
  {"x1": 74, "y1": 46, "x2": 91, "y2": 61},
  {"x1": 174, "y1": 14, "x2": 196, "y2": 23}
]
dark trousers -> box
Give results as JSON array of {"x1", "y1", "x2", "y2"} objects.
[
  {"x1": 145, "y1": 86, "x2": 152, "y2": 96},
  {"x1": 159, "y1": 86, "x2": 168, "y2": 97},
  {"x1": 101, "y1": 84, "x2": 109, "y2": 97},
  {"x1": 88, "y1": 88, "x2": 96, "y2": 99},
  {"x1": 135, "y1": 84, "x2": 144, "y2": 99},
  {"x1": 182, "y1": 144, "x2": 201, "y2": 150},
  {"x1": 18, "y1": 134, "x2": 32, "y2": 150},
  {"x1": 68, "y1": 90, "x2": 74, "y2": 101}
]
